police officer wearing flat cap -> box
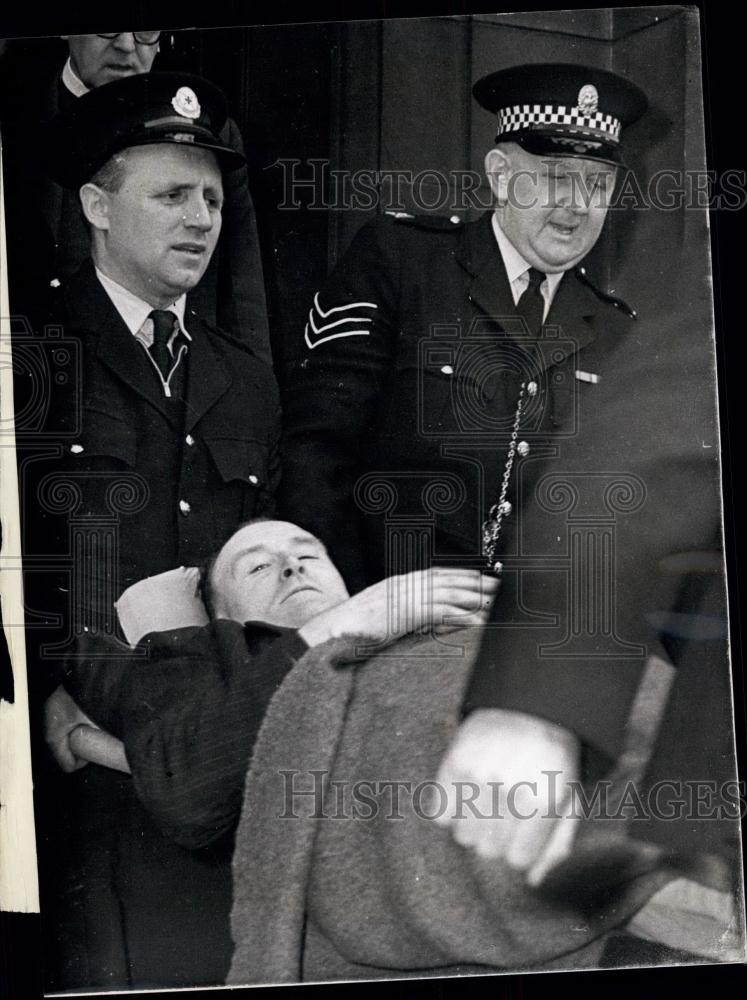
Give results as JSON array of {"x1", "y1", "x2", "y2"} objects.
[
  {"x1": 280, "y1": 62, "x2": 648, "y2": 592},
  {"x1": 25, "y1": 72, "x2": 280, "y2": 989},
  {"x1": 1, "y1": 32, "x2": 271, "y2": 361}
]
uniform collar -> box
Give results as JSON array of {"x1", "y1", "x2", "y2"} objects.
[
  {"x1": 491, "y1": 212, "x2": 564, "y2": 305},
  {"x1": 94, "y1": 266, "x2": 190, "y2": 340},
  {"x1": 455, "y1": 213, "x2": 600, "y2": 369},
  {"x1": 61, "y1": 57, "x2": 89, "y2": 98}
]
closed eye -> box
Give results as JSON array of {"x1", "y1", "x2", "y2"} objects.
[{"x1": 249, "y1": 562, "x2": 271, "y2": 574}]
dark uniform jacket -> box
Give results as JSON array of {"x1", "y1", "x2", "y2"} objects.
[
  {"x1": 63, "y1": 620, "x2": 308, "y2": 850},
  {"x1": 1, "y1": 71, "x2": 272, "y2": 362},
  {"x1": 19, "y1": 261, "x2": 280, "y2": 991},
  {"x1": 20, "y1": 259, "x2": 279, "y2": 634},
  {"x1": 280, "y1": 211, "x2": 636, "y2": 593}
]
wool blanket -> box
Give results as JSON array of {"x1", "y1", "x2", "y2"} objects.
[{"x1": 228, "y1": 628, "x2": 677, "y2": 985}]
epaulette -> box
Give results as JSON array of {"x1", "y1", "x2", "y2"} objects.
[
  {"x1": 574, "y1": 265, "x2": 637, "y2": 320},
  {"x1": 385, "y1": 210, "x2": 464, "y2": 231}
]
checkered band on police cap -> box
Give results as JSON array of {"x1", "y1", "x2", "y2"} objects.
[
  {"x1": 495, "y1": 103, "x2": 622, "y2": 142},
  {"x1": 472, "y1": 62, "x2": 647, "y2": 165}
]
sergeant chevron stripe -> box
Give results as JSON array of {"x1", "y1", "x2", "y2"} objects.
[{"x1": 304, "y1": 293, "x2": 378, "y2": 349}]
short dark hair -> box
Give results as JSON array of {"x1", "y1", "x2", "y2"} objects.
[{"x1": 197, "y1": 516, "x2": 273, "y2": 620}]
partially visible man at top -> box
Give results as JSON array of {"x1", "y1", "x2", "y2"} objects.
[
  {"x1": 0, "y1": 30, "x2": 271, "y2": 361},
  {"x1": 21, "y1": 71, "x2": 279, "y2": 990}
]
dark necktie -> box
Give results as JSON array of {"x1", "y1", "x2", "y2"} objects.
[
  {"x1": 148, "y1": 309, "x2": 177, "y2": 382},
  {"x1": 516, "y1": 267, "x2": 546, "y2": 337}
]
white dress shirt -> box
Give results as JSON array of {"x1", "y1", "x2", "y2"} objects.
[
  {"x1": 95, "y1": 267, "x2": 191, "y2": 397},
  {"x1": 491, "y1": 213, "x2": 565, "y2": 322},
  {"x1": 61, "y1": 57, "x2": 89, "y2": 98}
]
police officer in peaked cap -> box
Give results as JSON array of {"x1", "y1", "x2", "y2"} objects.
[
  {"x1": 280, "y1": 61, "x2": 648, "y2": 592},
  {"x1": 1, "y1": 31, "x2": 271, "y2": 362},
  {"x1": 280, "y1": 61, "x2": 738, "y2": 962},
  {"x1": 25, "y1": 71, "x2": 281, "y2": 990}
]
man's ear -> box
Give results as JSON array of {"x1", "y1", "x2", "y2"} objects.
[
  {"x1": 79, "y1": 183, "x2": 111, "y2": 232},
  {"x1": 484, "y1": 147, "x2": 511, "y2": 205}
]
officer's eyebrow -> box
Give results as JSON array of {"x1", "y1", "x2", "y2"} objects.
[
  {"x1": 158, "y1": 181, "x2": 198, "y2": 192},
  {"x1": 157, "y1": 178, "x2": 225, "y2": 204},
  {"x1": 157, "y1": 179, "x2": 222, "y2": 192}
]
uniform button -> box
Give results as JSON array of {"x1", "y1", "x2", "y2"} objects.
[
  {"x1": 248, "y1": 474, "x2": 259, "y2": 485},
  {"x1": 70, "y1": 444, "x2": 84, "y2": 454},
  {"x1": 517, "y1": 441, "x2": 530, "y2": 457},
  {"x1": 185, "y1": 434, "x2": 195, "y2": 446},
  {"x1": 527, "y1": 381, "x2": 538, "y2": 396},
  {"x1": 179, "y1": 499, "x2": 191, "y2": 515},
  {"x1": 440, "y1": 365, "x2": 454, "y2": 375},
  {"x1": 450, "y1": 215, "x2": 460, "y2": 225}
]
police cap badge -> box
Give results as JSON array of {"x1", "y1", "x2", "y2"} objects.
[
  {"x1": 44, "y1": 71, "x2": 244, "y2": 189},
  {"x1": 473, "y1": 62, "x2": 648, "y2": 166}
]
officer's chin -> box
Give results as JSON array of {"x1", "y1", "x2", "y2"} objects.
[{"x1": 166, "y1": 267, "x2": 209, "y2": 296}]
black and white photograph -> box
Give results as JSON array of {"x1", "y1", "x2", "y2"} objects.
[{"x1": 0, "y1": 3, "x2": 745, "y2": 996}]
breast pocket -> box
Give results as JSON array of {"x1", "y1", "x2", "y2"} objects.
[
  {"x1": 385, "y1": 339, "x2": 513, "y2": 439},
  {"x1": 204, "y1": 436, "x2": 270, "y2": 516},
  {"x1": 56, "y1": 407, "x2": 148, "y2": 519},
  {"x1": 68, "y1": 407, "x2": 137, "y2": 466}
]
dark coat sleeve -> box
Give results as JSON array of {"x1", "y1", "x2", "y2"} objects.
[
  {"x1": 62, "y1": 621, "x2": 307, "y2": 849},
  {"x1": 279, "y1": 218, "x2": 402, "y2": 592},
  {"x1": 463, "y1": 291, "x2": 725, "y2": 764}
]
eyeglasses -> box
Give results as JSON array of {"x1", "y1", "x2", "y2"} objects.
[{"x1": 96, "y1": 31, "x2": 161, "y2": 46}]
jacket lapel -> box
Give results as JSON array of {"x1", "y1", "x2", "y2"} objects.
[
  {"x1": 456, "y1": 213, "x2": 517, "y2": 329},
  {"x1": 182, "y1": 310, "x2": 232, "y2": 431},
  {"x1": 544, "y1": 266, "x2": 600, "y2": 366},
  {"x1": 66, "y1": 262, "x2": 180, "y2": 423},
  {"x1": 456, "y1": 213, "x2": 601, "y2": 373}
]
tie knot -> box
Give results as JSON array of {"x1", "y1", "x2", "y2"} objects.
[
  {"x1": 526, "y1": 267, "x2": 546, "y2": 291},
  {"x1": 149, "y1": 309, "x2": 176, "y2": 347}
]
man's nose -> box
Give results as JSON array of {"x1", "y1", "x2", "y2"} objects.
[
  {"x1": 112, "y1": 33, "x2": 138, "y2": 52},
  {"x1": 282, "y1": 561, "x2": 305, "y2": 578},
  {"x1": 183, "y1": 196, "x2": 214, "y2": 230},
  {"x1": 556, "y1": 179, "x2": 590, "y2": 215}
]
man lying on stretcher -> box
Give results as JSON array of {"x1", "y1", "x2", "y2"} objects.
[
  {"x1": 49, "y1": 517, "x2": 741, "y2": 974},
  {"x1": 50, "y1": 518, "x2": 498, "y2": 849}
]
